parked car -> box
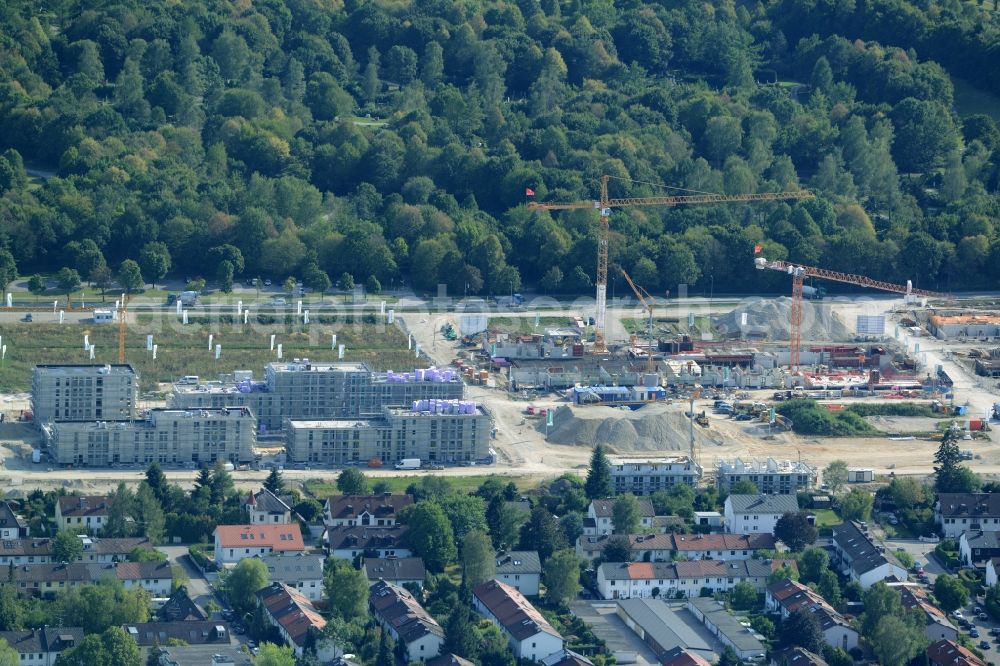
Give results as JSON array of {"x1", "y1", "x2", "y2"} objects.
[
  {"x1": 970, "y1": 629, "x2": 979, "y2": 638},
  {"x1": 735, "y1": 413, "x2": 754, "y2": 421},
  {"x1": 20, "y1": 314, "x2": 31, "y2": 322},
  {"x1": 953, "y1": 610, "x2": 965, "y2": 619},
  {"x1": 980, "y1": 641, "x2": 991, "y2": 651},
  {"x1": 980, "y1": 612, "x2": 989, "y2": 621}
]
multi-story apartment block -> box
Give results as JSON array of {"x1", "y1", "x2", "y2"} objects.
[
  {"x1": 715, "y1": 458, "x2": 816, "y2": 494},
  {"x1": 32, "y1": 364, "x2": 137, "y2": 426},
  {"x1": 286, "y1": 401, "x2": 490, "y2": 466},
  {"x1": 169, "y1": 363, "x2": 464, "y2": 431},
  {"x1": 47, "y1": 407, "x2": 255, "y2": 466},
  {"x1": 610, "y1": 457, "x2": 702, "y2": 495}
]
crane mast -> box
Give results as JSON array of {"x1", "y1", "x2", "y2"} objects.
[
  {"x1": 529, "y1": 177, "x2": 813, "y2": 352},
  {"x1": 753, "y1": 256, "x2": 948, "y2": 371},
  {"x1": 620, "y1": 269, "x2": 656, "y2": 373}
]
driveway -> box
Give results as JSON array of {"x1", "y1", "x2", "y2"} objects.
[{"x1": 160, "y1": 545, "x2": 215, "y2": 612}]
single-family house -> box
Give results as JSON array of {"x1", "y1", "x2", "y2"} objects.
[
  {"x1": 495, "y1": 551, "x2": 541, "y2": 595},
  {"x1": 769, "y1": 647, "x2": 829, "y2": 666},
  {"x1": 122, "y1": 621, "x2": 232, "y2": 648},
  {"x1": 325, "y1": 526, "x2": 411, "y2": 560},
  {"x1": 896, "y1": 584, "x2": 959, "y2": 642},
  {"x1": 585, "y1": 499, "x2": 655, "y2": 535},
  {"x1": 936, "y1": 493, "x2": 1000, "y2": 539},
  {"x1": 723, "y1": 495, "x2": 799, "y2": 534},
  {"x1": 0, "y1": 503, "x2": 27, "y2": 540},
  {"x1": 213, "y1": 524, "x2": 305, "y2": 566},
  {"x1": 364, "y1": 557, "x2": 427, "y2": 588},
  {"x1": 257, "y1": 582, "x2": 339, "y2": 660},
  {"x1": 0, "y1": 627, "x2": 83, "y2": 666},
  {"x1": 831, "y1": 521, "x2": 908, "y2": 588},
  {"x1": 927, "y1": 639, "x2": 988, "y2": 666},
  {"x1": 55, "y1": 496, "x2": 112, "y2": 533},
  {"x1": 765, "y1": 579, "x2": 858, "y2": 651},
  {"x1": 472, "y1": 579, "x2": 564, "y2": 662},
  {"x1": 959, "y1": 531, "x2": 1000, "y2": 567},
  {"x1": 324, "y1": 494, "x2": 413, "y2": 528},
  {"x1": 157, "y1": 585, "x2": 207, "y2": 622},
  {"x1": 256, "y1": 554, "x2": 324, "y2": 602},
  {"x1": 242, "y1": 488, "x2": 296, "y2": 525},
  {"x1": 660, "y1": 647, "x2": 712, "y2": 666},
  {"x1": 369, "y1": 580, "x2": 444, "y2": 662}
]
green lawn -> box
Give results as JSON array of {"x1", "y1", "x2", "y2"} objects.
[
  {"x1": 0, "y1": 315, "x2": 413, "y2": 392},
  {"x1": 303, "y1": 473, "x2": 536, "y2": 498},
  {"x1": 953, "y1": 76, "x2": 1000, "y2": 122},
  {"x1": 812, "y1": 509, "x2": 842, "y2": 528}
]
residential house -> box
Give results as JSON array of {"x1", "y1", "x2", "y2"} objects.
[
  {"x1": 364, "y1": 557, "x2": 427, "y2": 588},
  {"x1": 10, "y1": 561, "x2": 173, "y2": 598},
  {"x1": 936, "y1": 493, "x2": 1000, "y2": 539},
  {"x1": 987, "y1": 558, "x2": 1000, "y2": 588},
  {"x1": 0, "y1": 627, "x2": 83, "y2": 666},
  {"x1": 576, "y1": 533, "x2": 776, "y2": 563},
  {"x1": 927, "y1": 639, "x2": 988, "y2": 666},
  {"x1": 242, "y1": 488, "x2": 296, "y2": 525},
  {"x1": 157, "y1": 586, "x2": 207, "y2": 622},
  {"x1": 325, "y1": 526, "x2": 411, "y2": 560},
  {"x1": 495, "y1": 551, "x2": 541, "y2": 595},
  {"x1": 257, "y1": 582, "x2": 339, "y2": 660},
  {"x1": 369, "y1": 581, "x2": 444, "y2": 662},
  {"x1": 472, "y1": 579, "x2": 564, "y2": 662},
  {"x1": 660, "y1": 647, "x2": 711, "y2": 666},
  {"x1": 324, "y1": 494, "x2": 413, "y2": 528},
  {"x1": 213, "y1": 524, "x2": 305, "y2": 566},
  {"x1": 723, "y1": 494, "x2": 799, "y2": 534},
  {"x1": 256, "y1": 554, "x2": 324, "y2": 602},
  {"x1": 831, "y1": 521, "x2": 908, "y2": 589},
  {"x1": 0, "y1": 536, "x2": 153, "y2": 565},
  {"x1": 585, "y1": 499, "x2": 655, "y2": 535},
  {"x1": 55, "y1": 495, "x2": 112, "y2": 533},
  {"x1": 0, "y1": 503, "x2": 27, "y2": 540},
  {"x1": 896, "y1": 584, "x2": 959, "y2": 642},
  {"x1": 596, "y1": 559, "x2": 795, "y2": 599},
  {"x1": 769, "y1": 647, "x2": 829, "y2": 666},
  {"x1": 959, "y1": 531, "x2": 1000, "y2": 567},
  {"x1": 765, "y1": 579, "x2": 858, "y2": 651}
]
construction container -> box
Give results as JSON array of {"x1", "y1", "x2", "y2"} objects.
[{"x1": 970, "y1": 419, "x2": 984, "y2": 431}]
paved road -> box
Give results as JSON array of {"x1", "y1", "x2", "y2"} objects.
[
  {"x1": 570, "y1": 601, "x2": 660, "y2": 666},
  {"x1": 160, "y1": 545, "x2": 215, "y2": 612}
]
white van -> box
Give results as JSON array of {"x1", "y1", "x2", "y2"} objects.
[
  {"x1": 93, "y1": 310, "x2": 114, "y2": 324},
  {"x1": 179, "y1": 375, "x2": 199, "y2": 385}
]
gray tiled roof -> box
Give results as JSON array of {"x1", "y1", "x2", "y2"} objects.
[
  {"x1": 726, "y1": 494, "x2": 799, "y2": 514},
  {"x1": 495, "y1": 551, "x2": 541, "y2": 575}
]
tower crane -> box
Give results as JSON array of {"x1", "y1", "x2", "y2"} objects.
[
  {"x1": 620, "y1": 269, "x2": 656, "y2": 373},
  {"x1": 528, "y1": 175, "x2": 813, "y2": 351},
  {"x1": 753, "y1": 255, "x2": 948, "y2": 372},
  {"x1": 118, "y1": 294, "x2": 128, "y2": 364}
]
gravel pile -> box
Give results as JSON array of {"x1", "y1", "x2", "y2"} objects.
[
  {"x1": 714, "y1": 297, "x2": 851, "y2": 341},
  {"x1": 543, "y1": 403, "x2": 729, "y2": 452}
]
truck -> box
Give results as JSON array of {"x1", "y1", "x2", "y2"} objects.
[
  {"x1": 496, "y1": 293, "x2": 524, "y2": 308},
  {"x1": 802, "y1": 285, "x2": 827, "y2": 300},
  {"x1": 179, "y1": 291, "x2": 199, "y2": 306},
  {"x1": 394, "y1": 458, "x2": 421, "y2": 470}
]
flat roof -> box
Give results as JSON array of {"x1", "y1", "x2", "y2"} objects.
[
  {"x1": 687, "y1": 598, "x2": 765, "y2": 654},
  {"x1": 267, "y1": 361, "x2": 369, "y2": 373},
  {"x1": 289, "y1": 419, "x2": 377, "y2": 429},
  {"x1": 35, "y1": 364, "x2": 136, "y2": 375},
  {"x1": 617, "y1": 599, "x2": 714, "y2": 662}
]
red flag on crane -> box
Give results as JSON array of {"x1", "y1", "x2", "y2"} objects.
[
  {"x1": 525, "y1": 187, "x2": 535, "y2": 197},
  {"x1": 753, "y1": 244, "x2": 762, "y2": 254}
]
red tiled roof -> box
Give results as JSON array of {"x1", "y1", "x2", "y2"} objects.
[
  {"x1": 214, "y1": 524, "x2": 304, "y2": 552},
  {"x1": 671, "y1": 533, "x2": 775, "y2": 551},
  {"x1": 257, "y1": 583, "x2": 325, "y2": 647},
  {"x1": 57, "y1": 496, "x2": 112, "y2": 518},
  {"x1": 927, "y1": 639, "x2": 987, "y2": 666},
  {"x1": 473, "y1": 579, "x2": 561, "y2": 641}
]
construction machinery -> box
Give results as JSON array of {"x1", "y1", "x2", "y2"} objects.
[
  {"x1": 620, "y1": 269, "x2": 656, "y2": 372},
  {"x1": 753, "y1": 255, "x2": 948, "y2": 372},
  {"x1": 528, "y1": 175, "x2": 813, "y2": 352}
]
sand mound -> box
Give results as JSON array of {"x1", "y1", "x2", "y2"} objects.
[
  {"x1": 543, "y1": 403, "x2": 730, "y2": 453},
  {"x1": 714, "y1": 297, "x2": 851, "y2": 341}
]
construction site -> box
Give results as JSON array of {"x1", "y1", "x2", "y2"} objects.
[{"x1": 400, "y1": 177, "x2": 1000, "y2": 486}]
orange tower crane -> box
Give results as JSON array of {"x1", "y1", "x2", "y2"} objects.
[
  {"x1": 528, "y1": 176, "x2": 813, "y2": 351},
  {"x1": 753, "y1": 255, "x2": 948, "y2": 372},
  {"x1": 620, "y1": 269, "x2": 656, "y2": 373}
]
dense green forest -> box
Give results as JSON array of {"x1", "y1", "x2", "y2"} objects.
[{"x1": 0, "y1": 0, "x2": 999, "y2": 297}]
